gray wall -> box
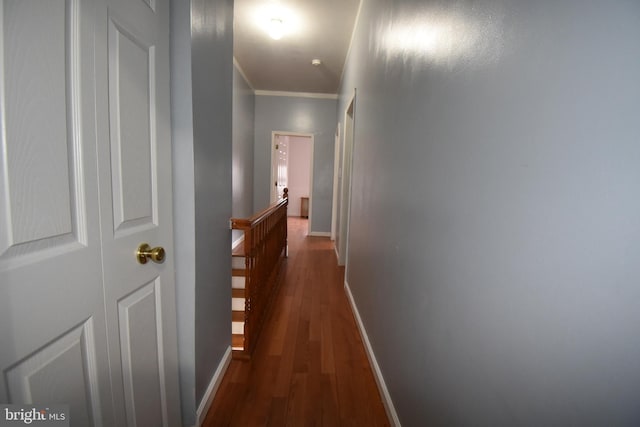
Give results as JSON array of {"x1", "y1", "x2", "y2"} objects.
[
  {"x1": 191, "y1": 0, "x2": 233, "y2": 410},
  {"x1": 171, "y1": 0, "x2": 233, "y2": 425},
  {"x1": 254, "y1": 95, "x2": 337, "y2": 233},
  {"x1": 339, "y1": 0, "x2": 640, "y2": 425},
  {"x1": 232, "y1": 65, "x2": 255, "y2": 242},
  {"x1": 231, "y1": 67, "x2": 256, "y2": 224}
]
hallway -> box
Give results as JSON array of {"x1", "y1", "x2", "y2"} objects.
[{"x1": 204, "y1": 217, "x2": 390, "y2": 426}]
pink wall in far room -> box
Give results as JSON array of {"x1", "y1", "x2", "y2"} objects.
[{"x1": 286, "y1": 135, "x2": 312, "y2": 217}]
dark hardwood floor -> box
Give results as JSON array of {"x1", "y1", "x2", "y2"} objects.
[{"x1": 203, "y1": 217, "x2": 390, "y2": 426}]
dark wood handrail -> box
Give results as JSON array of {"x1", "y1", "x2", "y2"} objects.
[
  {"x1": 230, "y1": 192, "x2": 288, "y2": 359},
  {"x1": 230, "y1": 197, "x2": 288, "y2": 230}
]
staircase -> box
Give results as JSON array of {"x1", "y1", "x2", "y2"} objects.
[
  {"x1": 231, "y1": 241, "x2": 247, "y2": 352},
  {"x1": 230, "y1": 193, "x2": 288, "y2": 359}
]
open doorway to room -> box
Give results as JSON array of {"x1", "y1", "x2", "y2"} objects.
[
  {"x1": 271, "y1": 132, "x2": 314, "y2": 235},
  {"x1": 334, "y1": 92, "x2": 355, "y2": 266},
  {"x1": 331, "y1": 123, "x2": 341, "y2": 243}
]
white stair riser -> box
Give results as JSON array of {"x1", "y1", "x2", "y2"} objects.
[
  {"x1": 232, "y1": 276, "x2": 245, "y2": 289},
  {"x1": 232, "y1": 256, "x2": 245, "y2": 269},
  {"x1": 232, "y1": 322, "x2": 244, "y2": 335},
  {"x1": 232, "y1": 298, "x2": 245, "y2": 311}
]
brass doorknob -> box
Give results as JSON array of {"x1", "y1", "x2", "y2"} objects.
[{"x1": 136, "y1": 243, "x2": 166, "y2": 264}]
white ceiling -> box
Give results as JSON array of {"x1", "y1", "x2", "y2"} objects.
[{"x1": 233, "y1": 0, "x2": 361, "y2": 94}]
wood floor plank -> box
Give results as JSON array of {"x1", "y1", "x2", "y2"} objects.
[
  {"x1": 266, "y1": 397, "x2": 287, "y2": 427},
  {"x1": 285, "y1": 373, "x2": 308, "y2": 426},
  {"x1": 203, "y1": 217, "x2": 389, "y2": 426},
  {"x1": 319, "y1": 374, "x2": 340, "y2": 427},
  {"x1": 319, "y1": 304, "x2": 335, "y2": 375},
  {"x1": 266, "y1": 294, "x2": 292, "y2": 356}
]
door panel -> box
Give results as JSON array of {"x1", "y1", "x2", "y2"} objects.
[
  {"x1": 3, "y1": 0, "x2": 71, "y2": 246},
  {"x1": 0, "y1": 0, "x2": 114, "y2": 425},
  {"x1": 1, "y1": 0, "x2": 83, "y2": 259},
  {"x1": 97, "y1": 0, "x2": 180, "y2": 425},
  {"x1": 5, "y1": 320, "x2": 102, "y2": 427},
  {"x1": 118, "y1": 280, "x2": 165, "y2": 427},
  {"x1": 108, "y1": 18, "x2": 155, "y2": 233}
]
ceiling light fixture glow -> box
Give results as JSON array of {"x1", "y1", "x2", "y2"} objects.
[
  {"x1": 311, "y1": 59, "x2": 322, "y2": 66},
  {"x1": 269, "y1": 18, "x2": 284, "y2": 40},
  {"x1": 253, "y1": 4, "x2": 302, "y2": 40}
]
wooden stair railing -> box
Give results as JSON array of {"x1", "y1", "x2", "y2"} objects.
[{"x1": 230, "y1": 190, "x2": 288, "y2": 359}]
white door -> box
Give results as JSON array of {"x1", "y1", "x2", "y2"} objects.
[
  {"x1": 0, "y1": 0, "x2": 114, "y2": 425},
  {"x1": 271, "y1": 134, "x2": 289, "y2": 202},
  {"x1": 95, "y1": 0, "x2": 180, "y2": 425},
  {"x1": 0, "y1": 0, "x2": 180, "y2": 425}
]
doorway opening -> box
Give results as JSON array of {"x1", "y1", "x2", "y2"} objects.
[
  {"x1": 330, "y1": 123, "x2": 341, "y2": 242},
  {"x1": 271, "y1": 132, "x2": 314, "y2": 235},
  {"x1": 334, "y1": 92, "x2": 355, "y2": 266}
]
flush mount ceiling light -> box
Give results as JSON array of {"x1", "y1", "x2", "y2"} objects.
[
  {"x1": 311, "y1": 59, "x2": 322, "y2": 66},
  {"x1": 269, "y1": 18, "x2": 284, "y2": 40},
  {"x1": 253, "y1": 4, "x2": 302, "y2": 41}
]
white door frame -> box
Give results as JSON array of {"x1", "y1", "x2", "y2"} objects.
[
  {"x1": 271, "y1": 131, "x2": 314, "y2": 235},
  {"x1": 331, "y1": 123, "x2": 341, "y2": 241}
]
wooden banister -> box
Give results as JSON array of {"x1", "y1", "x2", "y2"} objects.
[
  {"x1": 230, "y1": 198, "x2": 288, "y2": 229},
  {"x1": 230, "y1": 193, "x2": 288, "y2": 359}
]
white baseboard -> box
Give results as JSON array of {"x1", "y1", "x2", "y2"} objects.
[
  {"x1": 308, "y1": 231, "x2": 331, "y2": 237},
  {"x1": 196, "y1": 346, "x2": 232, "y2": 426},
  {"x1": 344, "y1": 282, "x2": 401, "y2": 427}
]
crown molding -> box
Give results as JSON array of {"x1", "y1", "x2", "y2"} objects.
[{"x1": 254, "y1": 90, "x2": 338, "y2": 100}]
